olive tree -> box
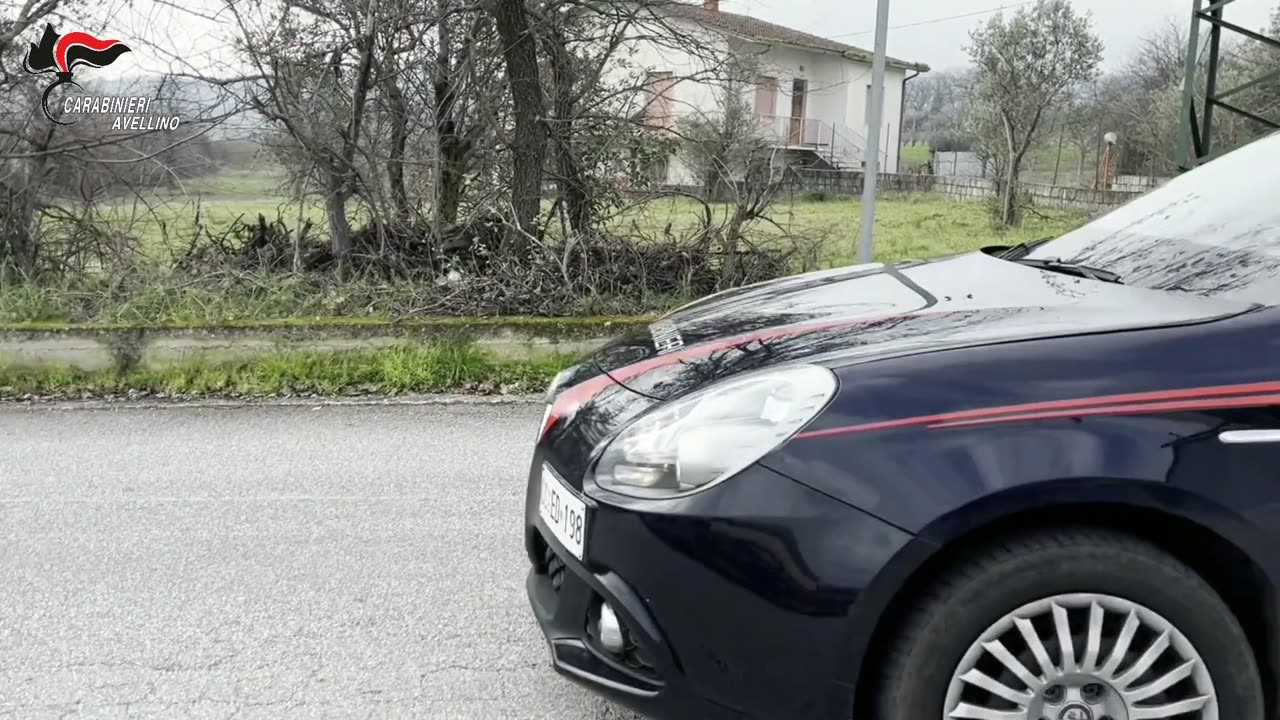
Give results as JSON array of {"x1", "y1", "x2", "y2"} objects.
[{"x1": 966, "y1": 0, "x2": 1102, "y2": 225}]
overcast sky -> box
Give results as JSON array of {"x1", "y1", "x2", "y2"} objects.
[
  {"x1": 741, "y1": 0, "x2": 1273, "y2": 71},
  {"x1": 100, "y1": 0, "x2": 1277, "y2": 77}
]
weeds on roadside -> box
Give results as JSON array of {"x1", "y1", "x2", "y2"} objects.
[{"x1": 0, "y1": 344, "x2": 579, "y2": 398}]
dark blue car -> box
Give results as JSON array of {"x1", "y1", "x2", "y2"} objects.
[{"x1": 525, "y1": 134, "x2": 1280, "y2": 720}]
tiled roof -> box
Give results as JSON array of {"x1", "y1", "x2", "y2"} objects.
[{"x1": 663, "y1": 3, "x2": 930, "y2": 72}]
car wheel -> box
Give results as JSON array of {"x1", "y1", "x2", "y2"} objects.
[{"x1": 874, "y1": 527, "x2": 1264, "y2": 720}]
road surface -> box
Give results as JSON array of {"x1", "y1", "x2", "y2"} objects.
[{"x1": 0, "y1": 402, "x2": 642, "y2": 719}]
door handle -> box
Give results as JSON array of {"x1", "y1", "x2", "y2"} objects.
[{"x1": 1219, "y1": 430, "x2": 1280, "y2": 444}]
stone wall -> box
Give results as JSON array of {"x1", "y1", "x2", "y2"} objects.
[
  {"x1": 1019, "y1": 182, "x2": 1143, "y2": 212},
  {"x1": 1114, "y1": 174, "x2": 1173, "y2": 193},
  {"x1": 0, "y1": 318, "x2": 649, "y2": 372}
]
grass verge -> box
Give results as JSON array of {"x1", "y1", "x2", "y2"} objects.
[
  {"x1": 0, "y1": 344, "x2": 574, "y2": 399},
  {"x1": 0, "y1": 314, "x2": 653, "y2": 332}
]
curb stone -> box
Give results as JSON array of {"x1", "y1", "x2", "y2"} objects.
[{"x1": 0, "y1": 393, "x2": 545, "y2": 412}]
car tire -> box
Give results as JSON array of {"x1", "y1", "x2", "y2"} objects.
[{"x1": 874, "y1": 526, "x2": 1264, "y2": 720}]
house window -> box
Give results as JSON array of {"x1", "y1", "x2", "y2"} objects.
[
  {"x1": 754, "y1": 76, "x2": 778, "y2": 118},
  {"x1": 643, "y1": 71, "x2": 676, "y2": 134}
]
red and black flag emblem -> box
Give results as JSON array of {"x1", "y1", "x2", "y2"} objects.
[{"x1": 23, "y1": 24, "x2": 132, "y2": 124}]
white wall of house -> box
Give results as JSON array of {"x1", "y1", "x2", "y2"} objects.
[
  {"x1": 618, "y1": 24, "x2": 728, "y2": 185},
  {"x1": 622, "y1": 28, "x2": 727, "y2": 122},
  {"x1": 846, "y1": 65, "x2": 908, "y2": 172},
  {"x1": 736, "y1": 40, "x2": 852, "y2": 130},
  {"x1": 619, "y1": 17, "x2": 916, "y2": 184}
]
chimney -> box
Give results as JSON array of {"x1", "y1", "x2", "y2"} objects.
[{"x1": 704, "y1": 0, "x2": 719, "y2": 11}]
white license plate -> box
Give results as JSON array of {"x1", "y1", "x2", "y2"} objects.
[{"x1": 538, "y1": 466, "x2": 588, "y2": 560}]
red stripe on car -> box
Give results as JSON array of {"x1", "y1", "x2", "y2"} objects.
[
  {"x1": 931, "y1": 392, "x2": 1280, "y2": 429},
  {"x1": 795, "y1": 380, "x2": 1280, "y2": 439}
]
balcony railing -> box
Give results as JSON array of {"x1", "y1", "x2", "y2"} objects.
[
  {"x1": 755, "y1": 114, "x2": 827, "y2": 147},
  {"x1": 754, "y1": 114, "x2": 881, "y2": 170}
]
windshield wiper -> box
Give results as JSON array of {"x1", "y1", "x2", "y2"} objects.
[
  {"x1": 982, "y1": 239, "x2": 1122, "y2": 283},
  {"x1": 1012, "y1": 257, "x2": 1124, "y2": 284},
  {"x1": 994, "y1": 237, "x2": 1054, "y2": 260}
]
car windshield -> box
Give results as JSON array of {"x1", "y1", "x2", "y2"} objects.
[{"x1": 1028, "y1": 131, "x2": 1280, "y2": 305}]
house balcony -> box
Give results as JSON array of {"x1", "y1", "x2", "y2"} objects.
[
  {"x1": 756, "y1": 114, "x2": 827, "y2": 148},
  {"x1": 754, "y1": 114, "x2": 891, "y2": 172}
]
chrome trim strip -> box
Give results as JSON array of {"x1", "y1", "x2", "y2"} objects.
[{"x1": 1219, "y1": 430, "x2": 1280, "y2": 444}]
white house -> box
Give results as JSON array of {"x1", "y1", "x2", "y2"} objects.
[{"x1": 628, "y1": 0, "x2": 929, "y2": 185}]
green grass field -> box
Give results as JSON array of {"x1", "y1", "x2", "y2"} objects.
[
  {"x1": 900, "y1": 143, "x2": 932, "y2": 169},
  {"x1": 98, "y1": 185, "x2": 1085, "y2": 268},
  {"x1": 7, "y1": 175, "x2": 1092, "y2": 325},
  {"x1": 93, "y1": 168, "x2": 330, "y2": 256},
  {"x1": 621, "y1": 193, "x2": 1084, "y2": 266}
]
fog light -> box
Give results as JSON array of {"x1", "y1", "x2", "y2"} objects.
[{"x1": 599, "y1": 603, "x2": 625, "y2": 653}]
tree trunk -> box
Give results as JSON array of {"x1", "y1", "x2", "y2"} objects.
[
  {"x1": 546, "y1": 24, "x2": 591, "y2": 235},
  {"x1": 999, "y1": 116, "x2": 1018, "y2": 227},
  {"x1": 293, "y1": 177, "x2": 306, "y2": 272},
  {"x1": 384, "y1": 69, "x2": 411, "y2": 223},
  {"x1": 491, "y1": 0, "x2": 546, "y2": 245},
  {"x1": 432, "y1": 7, "x2": 458, "y2": 233},
  {"x1": 1001, "y1": 161, "x2": 1018, "y2": 227},
  {"x1": 1, "y1": 187, "x2": 38, "y2": 278},
  {"x1": 431, "y1": 18, "x2": 471, "y2": 231},
  {"x1": 437, "y1": 127, "x2": 466, "y2": 227},
  {"x1": 2, "y1": 134, "x2": 55, "y2": 279},
  {"x1": 720, "y1": 208, "x2": 746, "y2": 288},
  {"x1": 325, "y1": 170, "x2": 353, "y2": 263},
  {"x1": 1052, "y1": 124, "x2": 1065, "y2": 186},
  {"x1": 328, "y1": 4, "x2": 377, "y2": 263}
]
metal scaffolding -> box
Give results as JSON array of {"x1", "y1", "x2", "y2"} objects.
[{"x1": 1177, "y1": 0, "x2": 1280, "y2": 170}]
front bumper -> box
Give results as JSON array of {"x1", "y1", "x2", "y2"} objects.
[{"x1": 524, "y1": 458, "x2": 915, "y2": 720}]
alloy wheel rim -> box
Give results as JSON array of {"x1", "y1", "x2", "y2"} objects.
[{"x1": 943, "y1": 593, "x2": 1218, "y2": 720}]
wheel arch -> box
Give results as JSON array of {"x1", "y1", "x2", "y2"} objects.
[{"x1": 848, "y1": 482, "x2": 1280, "y2": 719}]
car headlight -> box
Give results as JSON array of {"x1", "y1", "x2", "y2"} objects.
[{"x1": 590, "y1": 364, "x2": 837, "y2": 499}]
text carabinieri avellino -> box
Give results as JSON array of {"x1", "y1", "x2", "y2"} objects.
[{"x1": 61, "y1": 95, "x2": 181, "y2": 130}]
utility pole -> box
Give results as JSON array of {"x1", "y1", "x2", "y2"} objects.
[{"x1": 858, "y1": 0, "x2": 891, "y2": 265}]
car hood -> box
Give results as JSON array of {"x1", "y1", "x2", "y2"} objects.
[{"x1": 589, "y1": 251, "x2": 1255, "y2": 400}]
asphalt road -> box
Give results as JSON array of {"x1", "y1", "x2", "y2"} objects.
[{"x1": 0, "y1": 402, "x2": 642, "y2": 719}]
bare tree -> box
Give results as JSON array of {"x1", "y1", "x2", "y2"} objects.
[
  {"x1": 424, "y1": 3, "x2": 495, "y2": 232},
  {"x1": 906, "y1": 69, "x2": 974, "y2": 151},
  {"x1": 1128, "y1": 18, "x2": 1188, "y2": 95},
  {"x1": 489, "y1": 0, "x2": 544, "y2": 244},
  {"x1": 966, "y1": 0, "x2": 1102, "y2": 225},
  {"x1": 675, "y1": 67, "x2": 790, "y2": 286},
  {"x1": 487, "y1": 0, "x2": 726, "y2": 242},
  {"x1": 225, "y1": 0, "x2": 424, "y2": 264},
  {"x1": 1, "y1": 0, "x2": 231, "y2": 277},
  {"x1": 0, "y1": 0, "x2": 64, "y2": 55},
  {"x1": 1, "y1": 0, "x2": 72, "y2": 274},
  {"x1": 904, "y1": 74, "x2": 930, "y2": 145}
]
